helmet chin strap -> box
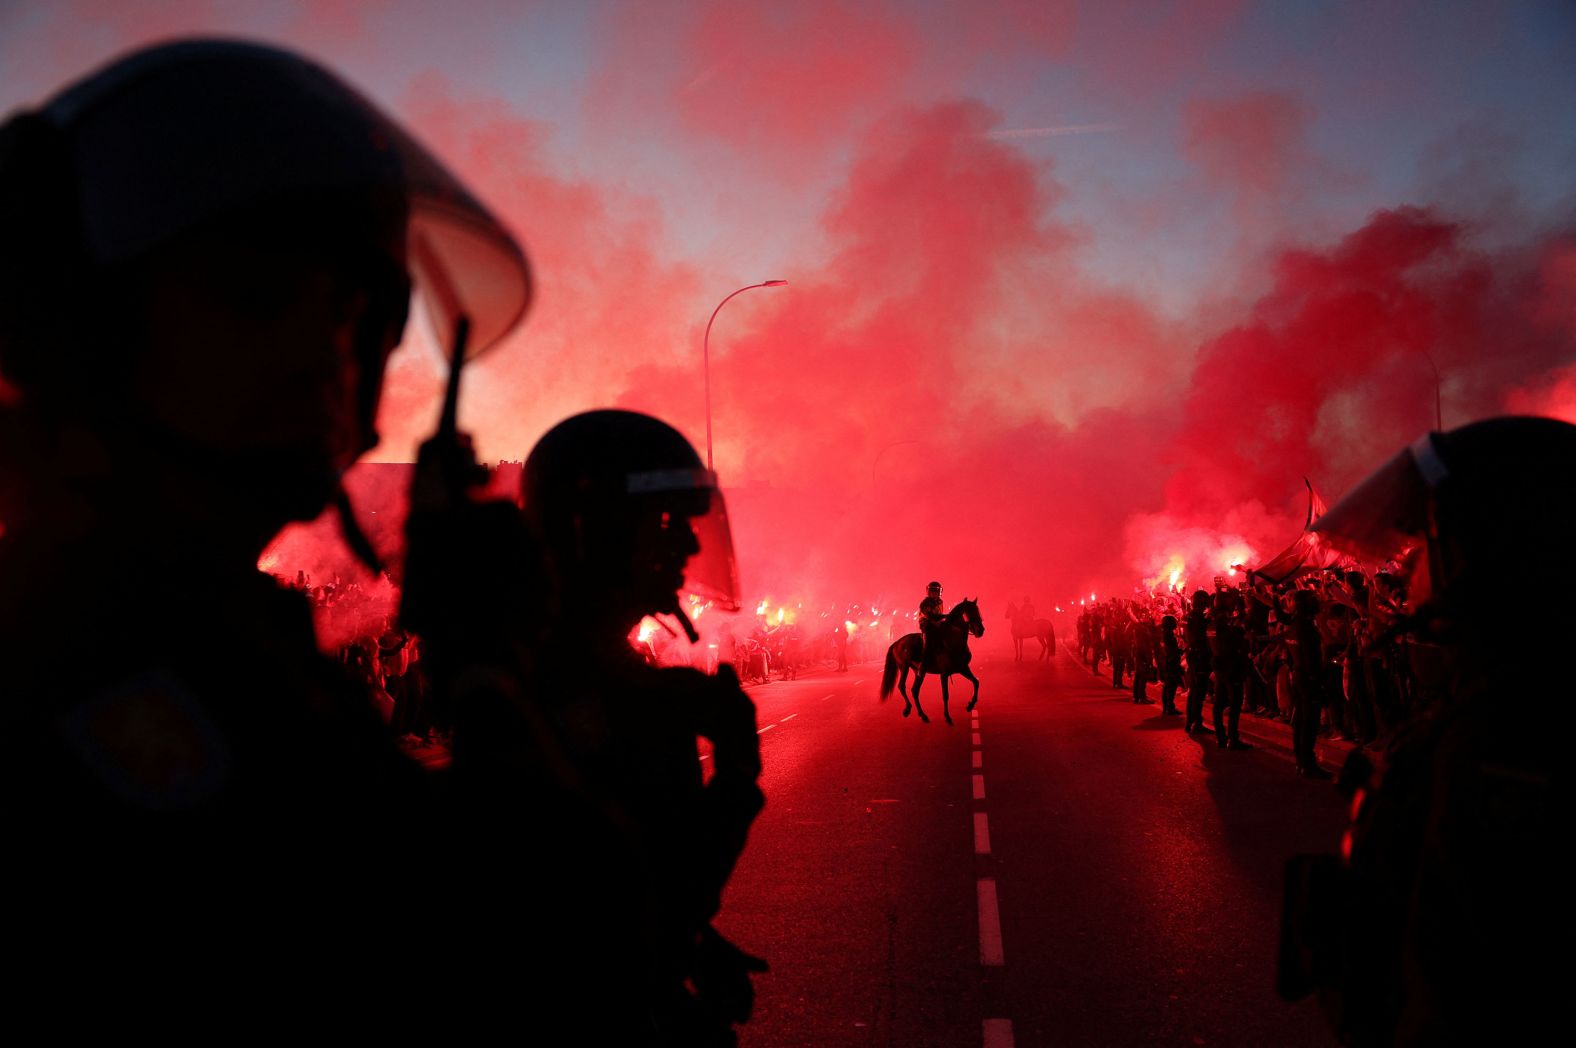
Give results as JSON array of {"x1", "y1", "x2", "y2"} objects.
[
  {"x1": 333, "y1": 480, "x2": 384, "y2": 576},
  {"x1": 664, "y1": 595, "x2": 701, "y2": 643}
]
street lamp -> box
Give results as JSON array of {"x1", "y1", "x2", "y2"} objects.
[
  {"x1": 704, "y1": 280, "x2": 787, "y2": 470},
  {"x1": 1420, "y1": 350, "x2": 1444, "y2": 431}
]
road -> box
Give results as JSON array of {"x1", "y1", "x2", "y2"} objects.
[{"x1": 713, "y1": 644, "x2": 1348, "y2": 1048}]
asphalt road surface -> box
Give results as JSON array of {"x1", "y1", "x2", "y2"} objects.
[{"x1": 714, "y1": 644, "x2": 1348, "y2": 1048}]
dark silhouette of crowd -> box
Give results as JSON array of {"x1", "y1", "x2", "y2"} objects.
[{"x1": 1076, "y1": 567, "x2": 1420, "y2": 777}]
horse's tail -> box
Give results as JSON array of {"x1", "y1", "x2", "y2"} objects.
[{"x1": 880, "y1": 644, "x2": 898, "y2": 701}]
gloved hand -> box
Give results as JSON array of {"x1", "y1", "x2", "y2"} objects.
[
  {"x1": 402, "y1": 431, "x2": 539, "y2": 669},
  {"x1": 694, "y1": 664, "x2": 762, "y2": 781},
  {"x1": 691, "y1": 924, "x2": 769, "y2": 1026}
]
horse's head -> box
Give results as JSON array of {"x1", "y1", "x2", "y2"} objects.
[{"x1": 953, "y1": 597, "x2": 985, "y2": 638}]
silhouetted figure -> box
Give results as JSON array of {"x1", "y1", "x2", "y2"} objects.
[
  {"x1": 1211, "y1": 589, "x2": 1250, "y2": 749},
  {"x1": 1244, "y1": 582, "x2": 1274, "y2": 715},
  {"x1": 1091, "y1": 607, "x2": 1108, "y2": 673},
  {"x1": 880, "y1": 598, "x2": 984, "y2": 724},
  {"x1": 1287, "y1": 589, "x2": 1329, "y2": 778},
  {"x1": 1158, "y1": 614, "x2": 1183, "y2": 715},
  {"x1": 0, "y1": 39, "x2": 529, "y2": 1033},
  {"x1": 1110, "y1": 603, "x2": 1130, "y2": 688},
  {"x1": 494, "y1": 410, "x2": 768, "y2": 1045},
  {"x1": 1130, "y1": 612, "x2": 1157, "y2": 703},
  {"x1": 1281, "y1": 418, "x2": 1572, "y2": 1045},
  {"x1": 1183, "y1": 591, "x2": 1213, "y2": 732},
  {"x1": 918, "y1": 580, "x2": 946, "y2": 670},
  {"x1": 1007, "y1": 595, "x2": 1038, "y2": 661}
]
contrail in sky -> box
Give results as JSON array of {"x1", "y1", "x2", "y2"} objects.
[{"x1": 987, "y1": 123, "x2": 1122, "y2": 139}]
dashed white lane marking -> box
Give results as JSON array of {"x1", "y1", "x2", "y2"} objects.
[
  {"x1": 972, "y1": 774, "x2": 986, "y2": 800},
  {"x1": 971, "y1": 732, "x2": 982, "y2": 746},
  {"x1": 780, "y1": 713, "x2": 798, "y2": 722},
  {"x1": 972, "y1": 750, "x2": 983, "y2": 769},
  {"x1": 983, "y1": 1018, "x2": 1015, "y2": 1048},
  {"x1": 977, "y1": 878, "x2": 1005, "y2": 965},
  {"x1": 974, "y1": 812, "x2": 991, "y2": 855},
  {"x1": 757, "y1": 724, "x2": 776, "y2": 734},
  {"x1": 821, "y1": 693, "x2": 835, "y2": 700}
]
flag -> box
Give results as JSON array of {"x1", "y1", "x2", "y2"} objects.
[{"x1": 1251, "y1": 478, "x2": 1359, "y2": 583}]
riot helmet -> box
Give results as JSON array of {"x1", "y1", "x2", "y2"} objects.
[
  {"x1": 0, "y1": 40, "x2": 530, "y2": 490},
  {"x1": 1311, "y1": 416, "x2": 1576, "y2": 640},
  {"x1": 927, "y1": 581, "x2": 942, "y2": 595},
  {"x1": 523, "y1": 410, "x2": 741, "y2": 627}
]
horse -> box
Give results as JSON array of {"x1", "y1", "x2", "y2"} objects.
[
  {"x1": 879, "y1": 598, "x2": 983, "y2": 725},
  {"x1": 1006, "y1": 604, "x2": 1057, "y2": 662}
]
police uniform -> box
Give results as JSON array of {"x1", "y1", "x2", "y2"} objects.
[
  {"x1": 4, "y1": 536, "x2": 432, "y2": 1026},
  {"x1": 919, "y1": 592, "x2": 946, "y2": 670}
]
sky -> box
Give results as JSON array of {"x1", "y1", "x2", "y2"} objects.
[{"x1": 3, "y1": 0, "x2": 1573, "y2": 626}]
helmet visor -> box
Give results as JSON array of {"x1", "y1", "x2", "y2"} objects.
[
  {"x1": 50, "y1": 39, "x2": 531, "y2": 359},
  {"x1": 625, "y1": 465, "x2": 741, "y2": 612},
  {"x1": 684, "y1": 488, "x2": 742, "y2": 613}
]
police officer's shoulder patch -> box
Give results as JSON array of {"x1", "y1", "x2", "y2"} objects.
[{"x1": 59, "y1": 672, "x2": 231, "y2": 811}]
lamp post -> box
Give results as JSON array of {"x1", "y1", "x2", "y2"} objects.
[
  {"x1": 704, "y1": 280, "x2": 786, "y2": 470},
  {"x1": 1420, "y1": 350, "x2": 1444, "y2": 431}
]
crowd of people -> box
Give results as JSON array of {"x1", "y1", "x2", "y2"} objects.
[
  {"x1": 1075, "y1": 568, "x2": 1422, "y2": 778},
  {"x1": 637, "y1": 600, "x2": 906, "y2": 682},
  {"x1": 272, "y1": 571, "x2": 442, "y2": 749}
]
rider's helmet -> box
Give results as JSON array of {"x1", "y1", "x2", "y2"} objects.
[
  {"x1": 1311, "y1": 416, "x2": 1576, "y2": 649},
  {"x1": 0, "y1": 39, "x2": 530, "y2": 516},
  {"x1": 523, "y1": 409, "x2": 740, "y2": 622},
  {"x1": 927, "y1": 581, "x2": 942, "y2": 595}
]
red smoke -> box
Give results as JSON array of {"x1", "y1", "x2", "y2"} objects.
[
  {"x1": 6, "y1": 4, "x2": 1573, "y2": 653},
  {"x1": 1130, "y1": 209, "x2": 1575, "y2": 592}
]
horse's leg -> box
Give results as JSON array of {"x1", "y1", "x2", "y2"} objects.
[
  {"x1": 961, "y1": 665, "x2": 981, "y2": 712},
  {"x1": 912, "y1": 669, "x2": 930, "y2": 723},
  {"x1": 900, "y1": 662, "x2": 912, "y2": 717},
  {"x1": 941, "y1": 673, "x2": 953, "y2": 725}
]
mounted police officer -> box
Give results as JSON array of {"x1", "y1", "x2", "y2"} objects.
[
  {"x1": 0, "y1": 39, "x2": 530, "y2": 1033},
  {"x1": 919, "y1": 580, "x2": 946, "y2": 668}
]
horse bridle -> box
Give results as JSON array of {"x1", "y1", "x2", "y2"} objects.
[{"x1": 961, "y1": 600, "x2": 984, "y2": 637}]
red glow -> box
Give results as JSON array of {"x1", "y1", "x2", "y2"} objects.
[{"x1": 38, "y1": 3, "x2": 1557, "y2": 639}]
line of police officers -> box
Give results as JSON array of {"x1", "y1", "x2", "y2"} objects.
[
  {"x1": 1, "y1": 41, "x2": 761, "y2": 1045},
  {"x1": 2, "y1": 38, "x2": 1568, "y2": 1048}
]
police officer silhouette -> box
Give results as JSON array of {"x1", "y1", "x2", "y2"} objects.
[
  {"x1": 0, "y1": 39, "x2": 529, "y2": 1032},
  {"x1": 493, "y1": 410, "x2": 768, "y2": 1045},
  {"x1": 1280, "y1": 417, "x2": 1574, "y2": 1045}
]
